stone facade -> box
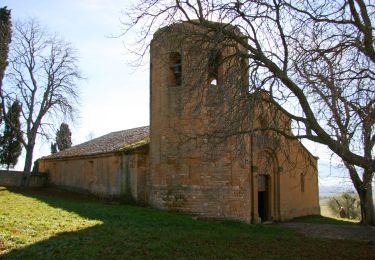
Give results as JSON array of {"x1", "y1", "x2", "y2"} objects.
[{"x1": 148, "y1": 22, "x2": 319, "y2": 223}]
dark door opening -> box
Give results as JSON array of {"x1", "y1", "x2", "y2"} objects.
[
  {"x1": 257, "y1": 175, "x2": 268, "y2": 222},
  {"x1": 258, "y1": 191, "x2": 267, "y2": 222}
]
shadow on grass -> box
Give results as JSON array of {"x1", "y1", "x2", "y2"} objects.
[{"x1": 2, "y1": 187, "x2": 374, "y2": 259}]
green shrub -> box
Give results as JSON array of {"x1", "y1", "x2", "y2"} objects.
[{"x1": 328, "y1": 192, "x2": 360, "y2": 220}]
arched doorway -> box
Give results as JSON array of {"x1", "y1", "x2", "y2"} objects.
[{"x1": 255, "y1": 150, "x2": 277, "y2": 222}]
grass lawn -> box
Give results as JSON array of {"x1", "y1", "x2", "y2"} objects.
[{"x1": 0, "y1": 186, "x2": 374, "y2": 259}]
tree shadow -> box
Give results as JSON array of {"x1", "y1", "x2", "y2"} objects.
[
  {"x1": 1, "y1": 187, "x2": 374, "y2": 259},
  {"x1": 1, "y1": 187, "x2": 196, "y2": 258},
  {"x1": 1, "y1": 187, "x2": 264, "y2": 258}
]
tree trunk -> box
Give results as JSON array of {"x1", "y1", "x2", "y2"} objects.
[
  {"x1": 22, "y1": 145, "x2": 34, "y2": 186},
  {"x1": 357, "y1": 183, "x2": 375, "y2": 226}
]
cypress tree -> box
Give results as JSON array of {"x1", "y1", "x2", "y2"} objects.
[
  {"x1": 0, "y1": 101, "x2": 22, "y2": 169},
  {"x1": 56, "y1": 123, "x2": 72, "y2": 151},
  {"x1": 0, "y1": 7, "x2": 11, "y2": 87},
  {"x1": 50, "y1": 142, "x2": 57, "y2": 154},
  {"x1": 0, "y1": 7, "x2": 11, "y2": 125}
]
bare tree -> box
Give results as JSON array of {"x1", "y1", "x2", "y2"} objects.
[
  {"x1": 1, "y1": 18, "x2": 82, "y2": 181},
  {"x1": 124, "y1": 0, "x2": 375, "y2": 225}
]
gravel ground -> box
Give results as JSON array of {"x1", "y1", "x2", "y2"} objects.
[{"x1": 280, "y1": 222, "x2": 375, "y2": 242}]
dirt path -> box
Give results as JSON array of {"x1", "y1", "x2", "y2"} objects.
[{"x1": 280, "y1": 222, "x2": 375, "y2": 242}]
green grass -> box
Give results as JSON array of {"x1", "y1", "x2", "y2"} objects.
[{"x1": 0, "y1": 186, "x2": 373, "y2": 259}]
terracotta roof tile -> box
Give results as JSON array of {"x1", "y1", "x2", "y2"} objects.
[{"x1": 43, "y1": 126, "x2": 149, "y2": 159}]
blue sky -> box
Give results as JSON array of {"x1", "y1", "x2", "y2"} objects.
[
  {"x1": 3, "y1": 0, "x2": 150, "y2": 161},
  {"x1": 2, "y1": 0, "x2": 361, "y2": 194}
]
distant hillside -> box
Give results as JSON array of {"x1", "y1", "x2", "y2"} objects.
[
  {"x1": 319, "y1": 185, "x2": 355, "y2": 198},
  {"x1": 317, "y1": 160, "x2": 374, "y2": 199}
]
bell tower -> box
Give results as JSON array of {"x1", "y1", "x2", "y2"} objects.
[{"x1": 149, "y1": 21, "x2": 250, "y2": 215}]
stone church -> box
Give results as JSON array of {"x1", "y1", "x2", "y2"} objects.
[{"x1": 39, "y1": 22, "x2": 320, "y2": 223}]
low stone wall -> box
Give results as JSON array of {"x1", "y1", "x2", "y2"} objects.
[{"x1": 0, "y1": 170, "x2": 46, "y2": 188}]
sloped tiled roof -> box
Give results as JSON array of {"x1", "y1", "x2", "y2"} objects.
[{"x1": 43, "y1": 126, "x2": 149, "y2": 159}]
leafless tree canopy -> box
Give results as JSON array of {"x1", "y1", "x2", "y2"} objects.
[
  {"x1": 124, "y1": 0, "x2": 375, "y2": 225},
  {"x1": 1, "y1": 18, "x2": 82, "y2": 175}
]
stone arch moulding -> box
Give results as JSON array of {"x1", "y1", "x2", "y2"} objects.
[{"x1": 254, "y1": 149, "x2": 280, "y2": 222}]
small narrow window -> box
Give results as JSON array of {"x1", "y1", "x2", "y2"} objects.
[
  {"x1": 137, "y1": 155, "x2": 146, "y2": 167},
  {"x1": 240, "y1": 57, "x2": 249, "y2": 88},
  {"x1": 169, "y1": 52, "x2": 182, "y2": 86},
  {"x1": 87, "y1": 160, "x2": 94, "y2": 170},
  {"x1": 85, "y1": 160, "x2": 94, "y2": 178},
  {"x1": 208, "y1": 49, "x2": 221, "y2": 85},
  {"x1": 301, "y1": 172, "x2": 305, "y2": 192}
]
